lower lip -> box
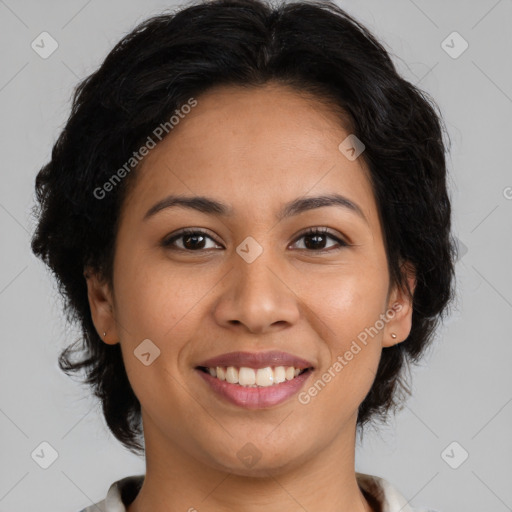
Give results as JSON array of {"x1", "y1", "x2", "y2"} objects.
[{"x1": 196, "y1": 368, "x2": 313, "y2": 409}]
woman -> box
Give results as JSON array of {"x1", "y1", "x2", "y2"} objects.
[{"x1": 30, "y1": 0, "x2": 456, "y2": 510}]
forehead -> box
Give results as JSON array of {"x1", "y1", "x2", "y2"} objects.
[{"x1": 122, "y1": 83, "x2": 378, "y2": 229}]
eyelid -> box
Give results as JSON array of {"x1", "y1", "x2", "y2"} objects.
[
  {"x1": 292, "y1": 226, "x2": 346, "y2": 243},
  {"x1": 162, "y1": 228, "x2": 222, "y2": 248}
]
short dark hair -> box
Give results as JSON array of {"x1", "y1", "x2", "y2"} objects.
[{"x1": 30, "y1": 0, "x2": 457, "y2": 455}]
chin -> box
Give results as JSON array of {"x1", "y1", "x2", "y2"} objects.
[{"x1": 203, "y1": 441, "x2": 310, "y2": 477}]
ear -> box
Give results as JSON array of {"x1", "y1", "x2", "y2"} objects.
[
  {"x1": 382, "y1": 261, "x2": 416, "y2": 348},
  {"x1": 83, "y1": 267, "x2": 119, "y2": 345}
]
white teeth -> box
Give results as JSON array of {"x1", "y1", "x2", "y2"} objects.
[
  {"x1": 203, "y1": 365, "x2": 308, "y2": 387},
  {"x1": 274, "y1": 366, "x2": 286, "y2": 384},
  {"x1": 238, "y1": 367, "x2": 256, "y2": 386},
  {"x1": 256, "y1": 367, "x2": 274, "y2": 387},
  {"x1": 225, "y1": 366, "x2": 238, "y2": 384}
]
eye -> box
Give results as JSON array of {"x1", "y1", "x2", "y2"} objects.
[
  {"x1": 161, "y1": 227, "x2": 348, "y2": 253},
  {"x1": 162, "y1": 228, "x2": 221, "y2": 251},
  {"x1": 290, "y1": 227, "x2": 348, "y2": 252}
]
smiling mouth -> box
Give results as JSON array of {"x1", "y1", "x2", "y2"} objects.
[{"x1": 196, "y1": 365, "x2": 313, "y2": 388}]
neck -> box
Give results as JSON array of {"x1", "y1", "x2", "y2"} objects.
[{"x1": 127, "y1": 411, "x2": 374, "y2": 512}]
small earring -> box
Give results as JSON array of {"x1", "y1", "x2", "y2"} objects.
[
  {"x1": 391, "y1": 333, "x2": 397, "y2": 339},
  {"x1": 103, "y1": 332, "x2": 106, "y2": 337}
]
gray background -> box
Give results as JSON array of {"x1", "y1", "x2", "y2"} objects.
[{"x1": 1, "y1": 0, "x2": 511, "y2": 511}]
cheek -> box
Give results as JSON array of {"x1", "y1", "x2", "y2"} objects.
[
  {"x1": 113, "y1": 251, "x2": 207, "y2": 341},
  {"x1": 301, "y1": 260, "x2": 388, "y2": 339},
  {"x1": 297, "y1": 267, "x2": 386, "y2": 408},
  {"x1": 113, "y1": 256, "x2": 211, "y2": 398}
]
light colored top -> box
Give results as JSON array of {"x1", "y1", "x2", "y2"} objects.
[{"x1": 78, "y1": 472, "x2": 440, "y2": 512}]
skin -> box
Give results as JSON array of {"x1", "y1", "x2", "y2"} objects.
[{"x1": 85, "y1": 82, "x2": 416, "y2": 512}]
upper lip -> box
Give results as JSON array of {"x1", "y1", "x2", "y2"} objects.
[{"x1": 196, "y1": 350, "x2": 315, "y2": 370}]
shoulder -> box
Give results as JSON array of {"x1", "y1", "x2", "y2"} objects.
[
  {"x1": 356, "y1": 472, "x2": 442, "y2": 512},
  {"x1": 76, "y1": 499, "x2": 107, "y2": 512},
  {"x1": 75, "y1": 474, "x2": 144, "y2": 512}
]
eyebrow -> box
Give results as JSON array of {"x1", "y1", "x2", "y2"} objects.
[{"x1": 143, "y1": 193, "x2": 368, "y2": 224}]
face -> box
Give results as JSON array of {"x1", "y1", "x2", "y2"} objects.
[{"x1": 86, "y1": 83, "x2": 415, "y2": 475}]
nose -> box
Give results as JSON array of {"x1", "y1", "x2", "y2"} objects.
[{"x1": 212, "y1": 247, "x2": 301, "y2": 335}]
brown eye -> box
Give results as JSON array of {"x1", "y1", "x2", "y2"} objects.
[
  {"x1": 162, "y1": 229, "x2": 221, "y2": 251},
  {"x1": 162, "y1": 227, "x2": 348, "y2": 253},
  {"x1": 291, "y1": 227, "x2": 348, "y2": 252}
]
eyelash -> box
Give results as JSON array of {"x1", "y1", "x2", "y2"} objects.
[{"x1": 162, "y1": 227, "x2": 348, "y2": 253}]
